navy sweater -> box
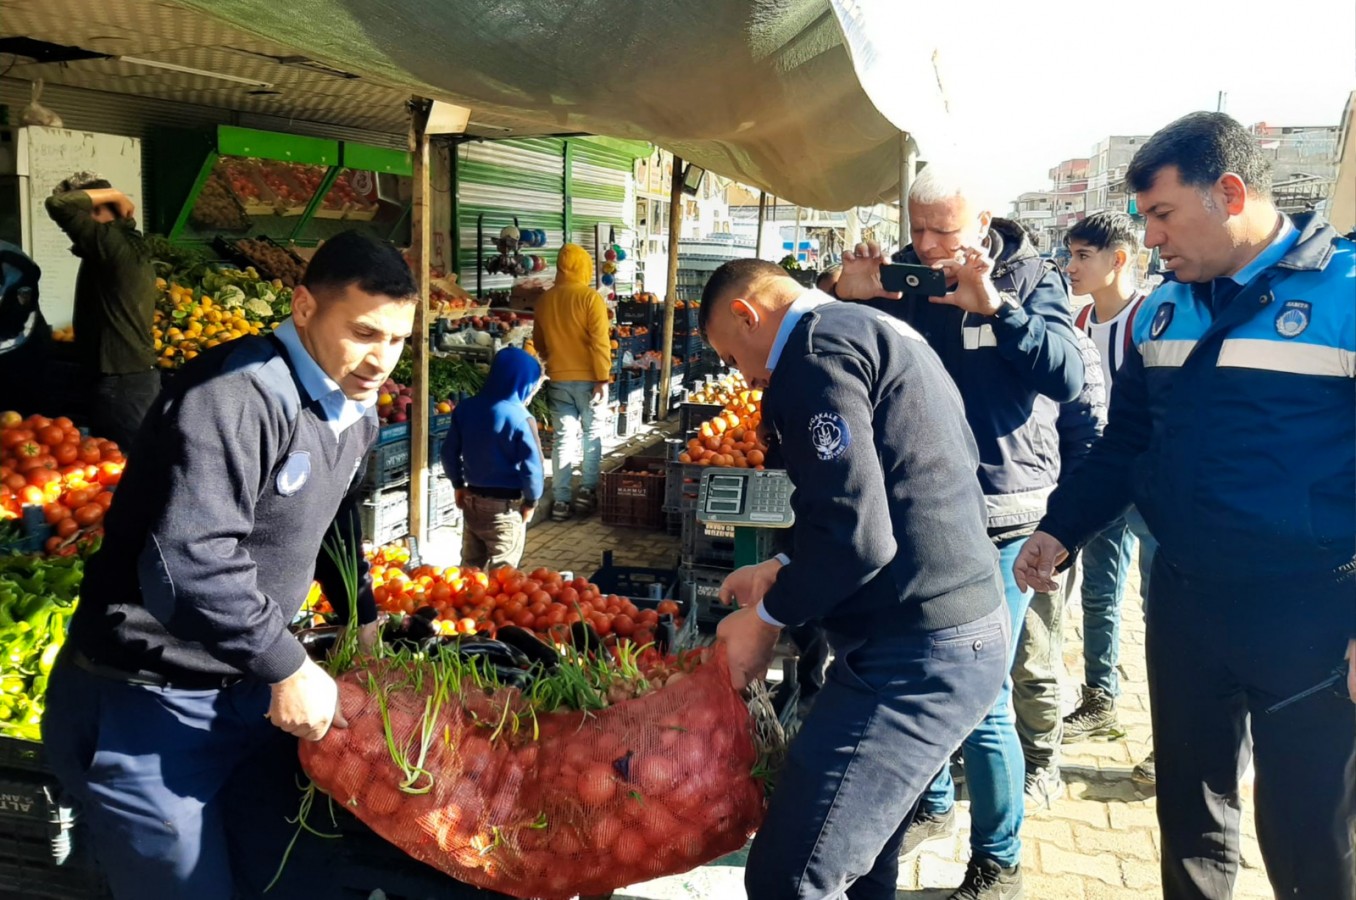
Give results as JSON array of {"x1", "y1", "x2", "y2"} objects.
[
  {"x1": 760, "y1": 302, "x2": 1001, "y2": 633},
  {"x1": 71, "y1": 336, "x2": 378, "y2": 684},
  {"x1": 441, "y1": 347, "x2": 544, "y2": 503}
]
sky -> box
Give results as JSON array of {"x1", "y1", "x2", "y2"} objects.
[{"x1": 869, "y1": 0, "x2": 1356, "y2": 209}]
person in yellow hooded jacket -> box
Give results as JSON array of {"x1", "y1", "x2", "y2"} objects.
[{"x1": 531, "y1": 243, "x2": 612, "y2": 520}]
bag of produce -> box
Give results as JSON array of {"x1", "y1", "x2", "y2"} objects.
[{"x1": 297, "y1": 614, "x2": 777, "y2": 899}]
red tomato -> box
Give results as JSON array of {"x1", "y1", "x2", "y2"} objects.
[
  {"x1": 657, "y1": 600, "x2": 680, "y2": 616},
  {"x1": 77, "y1": 440, "x2": 101, "y2": 465},
  {"x1": 96, "y1": 462, "x2": 122, "y2": 486},
  {"x1": 611, "y1": 614, "x2": 636, "y2": 637},
  {"x1": 53, "y1": 443, "x2": 78, "y2": 466},
  {"x1": 42, "y1": 502, "x2": 69, "y2": 524},
  {"x1": 36, "y1": 425, "x2": 64, "y2": 447},
  {"x1": 55, "y1": 517, "x2": 79, "y2": 538},
  {"x1": 73, "y1": 503, "x2": 104, "y2": 527}
]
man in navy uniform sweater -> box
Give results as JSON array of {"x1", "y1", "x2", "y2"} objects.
[
  {"x1": 701, "y1": 259, "x2": 1009, "y2": 900},
  {"x1": 41, "y1": 232, "x2": 418, "y2": 900}
]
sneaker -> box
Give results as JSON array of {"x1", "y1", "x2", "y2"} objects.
[
  {"x1": 573, "y1": 487, "x2": 598, "y2": 516},
  {"x1": 949, "y1": 858, "x2": 1023, "y2": 900},
  {"x1": 1132, "y1": 752, "x2": 1156, "y2": 786},
  {"x1": 1023, "y1": 767, "x2": 1064, "y2": 811},
  {"x1": 550, "y1": 501, "x2": 572, "y2": 522},
  {"x1": 1062, "y1": 685, "x2": 1119, "y2": 742},
  {"x1": 899, "y1": 806, "x2": 955, "y2": 858}
]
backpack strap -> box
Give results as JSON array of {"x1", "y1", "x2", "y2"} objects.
[
  {"x1": 1074, "y1": 304, "x2": 1092, "y2": 332},
  {"x1": 1122, "y1": 294, "x2": 1147, "y2": 356}
]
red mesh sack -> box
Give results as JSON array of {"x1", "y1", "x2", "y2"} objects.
[{"x1": 299, "y1": 644, "x2": 767, "y2": 899}]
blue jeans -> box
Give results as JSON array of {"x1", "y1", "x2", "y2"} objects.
[
  {"x1": 746, "y1": 603, "x2": 1010, "y2": 900},
  {"x1": 547, "y1": 380, "x2": 607, "y2": 504},
  {"x1": 1079, "y1": 505, "x2": 1157, "y2": 696},
  {"x1": 918, "y1": 537, "x2": 1031, "y2": 869}
]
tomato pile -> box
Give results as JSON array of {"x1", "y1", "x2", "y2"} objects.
[
  {"x1": 678, "y1": 389, "x2": 768, "y2": 468},
  {"x1": 313, "y1": 545, "x2": 683, "y2": 647},
  {"x1": 0, "y1": 412, "x2": 123, "y2": 556}
]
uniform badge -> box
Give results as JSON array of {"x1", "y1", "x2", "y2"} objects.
[
  {"x1": 1274, "y1": 301, "x2": 1311, "y2": 339},
  {"x1": 276, "y1": 451, "x2": 311, "y2": 496},
  {"x1": 808, "y1": 412, "x2": 850, "y2": 461},
  {"x1": 1149, "y1": 303, "x2": 1174, "y2": 340}
]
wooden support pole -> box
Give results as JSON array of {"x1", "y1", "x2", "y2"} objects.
[
  {"x1": 754, "y1": 190, "x2": 767, "y2": 259},
  {"x1": 409, "y1": 100, "x2": 432, "y2": 544},
  {"x1": 658, "y1": 154, "x2": 685, "y2": 418}
]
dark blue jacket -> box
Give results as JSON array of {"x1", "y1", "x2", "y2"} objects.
[
  {"x1": 857, "y1": 219, "x2": 1084, "y2": 537},
  {"x1": 441, "y1": 347, "x2": 544, "y2": 504},
  {"x1": 1057, "y1": 328, "x2": 1107, "y2": 477},
  {"x1": 1042, "y1": 213, "x2": 1355, "y2": 589},
  {"x1": 761, "y1": 302, "x2": 1001, "y2": 633}
]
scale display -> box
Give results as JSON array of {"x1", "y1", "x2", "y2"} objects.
[{"x1": 696, "y1": 469, "x2": 795, "y2": 527}]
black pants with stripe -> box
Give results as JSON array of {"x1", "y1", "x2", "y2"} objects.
[{"x1": 1146, "y1": 556, "x2": 1356, "y2": 899}]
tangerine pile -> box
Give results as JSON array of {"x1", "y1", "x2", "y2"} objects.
[
  {"x1": 314, "y1": 547, "x2": 682, "y2": 648},
  {"x1": 678, "y1": 389, "x2": 767, "y2": 468},
  {"x1": 0, "y1": 412, "x2": 124, "y2": 555}
]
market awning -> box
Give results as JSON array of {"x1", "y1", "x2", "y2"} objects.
[{"x1": 164, "y1": 0, "x2": 952, "y2": 210}]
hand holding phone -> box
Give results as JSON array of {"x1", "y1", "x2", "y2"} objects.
[{"x1": 880, "y1": 264, "x2": 948, "y2": 297}]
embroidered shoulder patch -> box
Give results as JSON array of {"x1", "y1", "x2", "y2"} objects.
[
  {"x1": 1274, "y1": 301, "x2": 1311, "y2": 339},
  {"x1": 1149, "y1": 303, "x2": 1174, "y2": 340},
  {"x1": 276, "y1": 451, "x2": 311, "y2": 496},
  {"x1": 808, "y1": 412, "x2": 850, "y2": 461}
]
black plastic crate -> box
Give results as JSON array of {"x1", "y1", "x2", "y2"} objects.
[
  {"x1": 614, "y1": 301, "x2": 655, "y2": 329},
  {"x1": 612, "y1": 331, "x2": 650, "y2": 359},
  {"x1": 0, "y1": 849, "x2": 110, "y2": 900},
  {"x1": 607, "y1": 369, "x2": 642, "y2": 405},
  {"x1": 0, "y1": 507, "x2": 48, "y2": 557},
  {"x1": 590, "y1": 550, "x2": 677, "y2": 600},
  {"x1": 361, "y1": 439, "x2": 411, "y2": 489},
  {"x1": 663, "y1": 461, "x2": 707, "y2": 514},
  {"x1": 589, "y1": 553, "x2": 697, "y2": 650},
  {"x1": 679, "y1": 401, "x2": 725, "y2": 438},
  {"x1": 681, "y1": 518, "x2": 778, "y2": 569},
  {"x1": 672, "y1": 305, "x2": 700, "y2": 333},
  {"x1": 678, "y1": 564, "x2": 735, "y2": 631},
  {"x1": 0, "y1": 739, "x2": 46, "y2": 777},
  {"x1": 359, "y1": 486, "x2": 409, "y2": 546}
]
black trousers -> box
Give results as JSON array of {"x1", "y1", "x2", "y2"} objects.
[
  {"x1": 1146, "y1": 556, "x2": 1356, "y2": 900},
  {"x1": 92, "y1": 370, "x2": 161, "y2": 452}
]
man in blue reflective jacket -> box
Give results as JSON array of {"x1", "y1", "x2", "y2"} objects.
[{"x1": 1016, "y1": 111, "x2": 1356, "y2": 900}]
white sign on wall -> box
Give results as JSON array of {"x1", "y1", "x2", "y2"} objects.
[{"x1": 17, "y1": 126, "x2": 143, "y2": 328}]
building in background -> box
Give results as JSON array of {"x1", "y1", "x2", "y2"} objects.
[
  {"x1": 1329, "y1": 91, "x2": 1356, "y2": 234},
  {"x1": 1010, "y1": 191, "x2": 1056, "y2": 253}
]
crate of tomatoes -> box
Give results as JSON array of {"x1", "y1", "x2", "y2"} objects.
[{"x1": 0, "y1": 412, "x2": 123, "y2": 558}]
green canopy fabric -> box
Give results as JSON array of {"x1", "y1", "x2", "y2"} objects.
[{"x1": 169, "y1": 0, "x2": 950, "y2": 210}]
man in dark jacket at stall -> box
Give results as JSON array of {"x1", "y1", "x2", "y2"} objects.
[
  {"x1": 703, "y1": 258, "x2": 1009, "y2": 900},
  {"x1": 45, "y1": 173, "x2": 159, "y2": 450},
  {"x1": 41, "y1": 231, "x2": 421, "y2": 900},
  {"x1": 835, "y1": 164, "x2": 1083, "y2": 899}
]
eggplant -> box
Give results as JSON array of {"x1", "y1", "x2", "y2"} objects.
[{"x1": 494, "y1": 626, "x2": 560, "y2": 669}]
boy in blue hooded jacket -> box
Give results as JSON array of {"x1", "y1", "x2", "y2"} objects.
[{"x1": 441, "y1": 347, "x2": 545, "y2": 570}]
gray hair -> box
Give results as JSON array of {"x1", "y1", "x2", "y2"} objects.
[{"x1": 907, "y1": 164, "x2": 977, "y2": 206}]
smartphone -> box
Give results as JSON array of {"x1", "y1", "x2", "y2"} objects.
[{"x1": 880, "y1": 263, "x2": 947, "y2": 296}]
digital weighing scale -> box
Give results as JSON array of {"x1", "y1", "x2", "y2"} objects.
[{"x1": 695, "y1": 468, "x2": 795, "y2": 528}]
